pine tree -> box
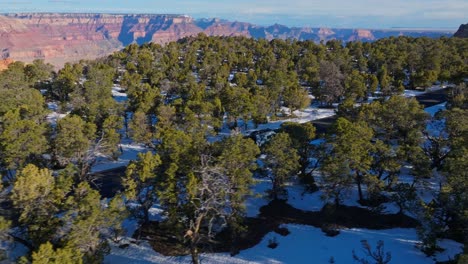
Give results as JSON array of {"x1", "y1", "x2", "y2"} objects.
[
  {"x1": 0, "y1": 109, "x2": 48, "y2": 170},
  {"x1": 11, "y1": 165, "x2": 68, "y2": 246},
  {"x1": 263, "y1": 132, "x2": 300, "y2": 200},
  {"x1": 129, "y1": 111, "x2": 153, "y2": 146},
  {"x1": 31, "y1": 242, "x2": 82, "y2": 264},
  {"x1": 54, "y1": 115, "x2": 97, "y2": 177},
  {"x1": 323, "y1": 118, "x2": 375, "y2": 202},
  {"x1": 280, "y1": 122, "x2": 317, "y2": 187},
  {"x1": 64, "y1": 182, "x2": 126, "y2": 263},
  {"x1": 51, "y1": 63, "x2": 83, "y2": 104},
  {"x1": 214, "y1": 134, "x2": 260, "y2": 239},
  {"x1": 101, "y1": 115, "x2": 123, "y2": 159},
  {"x1": 123, "y1": 152, "x2": 161, "y2": 223}
]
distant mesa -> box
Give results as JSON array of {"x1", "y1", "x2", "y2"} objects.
[
  {"x1": 0, "y1": 13, "x2": 457, "y2": 67},
  {"x1": 454, "y1": 23, "x2": 468, "y2": 38}
]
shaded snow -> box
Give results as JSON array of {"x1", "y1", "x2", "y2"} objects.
[
  {"x1": 101, "y1": 84, "x2": 463, "y2": 264},
  {"x1": 106, "y1": 225, "x2": 463, "y2": 264},
  {"x1": 404, "y1": 85, "x2": 446, "y2": 98},
  {"x1": 425, "y1": 102, "x2": 446, "y2": 117},
  {"x1": 245, "y1": 178, "x2": 271, "y2": 217},
  {"x1": 91, "y1": 140, "x2": 149, "y2": 172},
  {"x1": 246, "y1": 107, "x2": 335, "y2": 134},
  {"x1": 404, "y1": 89, "x2": 426, "y2": 98},
  {"x1": 46, "y1": 102, "x2": 68, "y2": 126},
  {"x1": 112, "y1": 86, "x2": 128, "y2": 103},
  {"x1": 46, "y1": 112, "x2": 67, "y2": 126}
]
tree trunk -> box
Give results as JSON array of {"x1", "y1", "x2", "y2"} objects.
[
  {"x1": 124, "y1": 112, "x2": 129, "y2": 139},
  {"x1": 143, "y1": 208, "x2": 149, "y2": 224},
  {"x1": 272, "y1": 178, "x2": 279, "y2": 200},
  {"x1": 300, "y1": 157, "x2": 308, "y2": 178},
  {"x1": 190, "y1": 244, "x2": 199, "y2": 264},
  {"x1": 356, "y1": 173, "x2": 364, "y2": 201},
  {"x1": 334, "y1": 196, "x2": 340, "y2": 208}
]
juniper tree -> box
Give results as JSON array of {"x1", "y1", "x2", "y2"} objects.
[
  {"x1": 31, "y1": 242, "x2": 82, "y2": 264},
  {"x1": 263, "y1": 132, "x2": 300, "y2": 200},
  {"x1": 12, "y1": 164, "x2": 126, "y2": 262},
  {"x1": 123, "y1": 152, "x2": 161, "y2": 223},
  {"x1": 129, "y1": 110, "x2": 154, "y2": 147},
  {"x1": 11, "y1": 164, "x2": 72, "y2": 247},
  {"x1": 280, "y1": 122, "x2": 317, "y2": 187},
  {"x1": 214, "y1": 134, "x2": 260, "y2": 240},
  {"x1": 53, "y1": 115, "x2": 97, "y2": 178},
  {"x1": 0, "y1": 109, "x2": 48, "y2": 171},
  {"x1": 324, "y1": 118, "x2": 375, "y2": 202}
]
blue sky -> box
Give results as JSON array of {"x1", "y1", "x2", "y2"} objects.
[{"x1": 0, "y1": 0, "x2": 466, "y2": 29}]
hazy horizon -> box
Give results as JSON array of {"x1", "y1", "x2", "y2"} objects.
[{"x1": 0, "y1": 0, "x2": 466, "y2": 29}]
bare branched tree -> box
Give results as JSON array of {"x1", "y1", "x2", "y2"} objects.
[
  {"x1": 352, "y1": 240, "x2": 391, "y2": 264},
  {"x1": 185, "y1": 155, "x2": 236, "y2": 264}
]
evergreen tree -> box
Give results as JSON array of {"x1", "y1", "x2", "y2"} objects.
[
  {"x1": 11, "y1": 164, "x2": 71, "y2": 246},
  {"x1": 262, "y1": 133, "x2": 300, "y2": 200},
  {"x1": 325, "y1": 118, "x2": 375, "y2": 202},
  {"x1": 53, "y1": 115, "x2": 97, "y2": 178},
  {"x1": 64, "y1": 182, "x2": 126, "y2": 263},
  {"x1": 0, "y1": 109, "x2": 48, "y2": 170},
  {"x1": 214, "y1": 135, "x2": 260, "y2": 235},
  {"x1": 51, "y1": 63, "x2": 83, "y2": 104},
  {"x1": 280, "y1": 122, "x2": 317, "y2": 187},
  {"x1": 123, "y1": 152, "x2": 161, "y2": 223},
  {"x1": 31, "y1": 242, "x2": 82, "y2": 264},
  {"x1": 129, "y1": 111, "x2": 153, "y2": 146}
]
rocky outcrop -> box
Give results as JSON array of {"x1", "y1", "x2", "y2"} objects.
[
  {"x1": 0, "y1": 13, "x2": 456, "y2": 67},
  {"x1": 454, "y1": 23, "x2": 468, "y2": 38},
  {"x1": 0, "y1": 58, "x2": 14, "y2": 71}
]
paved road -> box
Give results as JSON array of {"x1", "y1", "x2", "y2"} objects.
[{"x1": 91, "y1": 88, "x2": 449, "y2": 197}]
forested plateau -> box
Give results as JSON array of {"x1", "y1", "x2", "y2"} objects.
[{"x1": 0, "y1": 34, "x2": 466, "y2": 263}]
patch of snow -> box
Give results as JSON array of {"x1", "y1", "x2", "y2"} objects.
[
  {"x1": 47, "y1": 102, "x2": 59, "y2": 111},
  {"x1": 404, "y1": 89, "x2": 426, "y2": 98},
  {"x1": 46, "y1": 112, "x2": 67, "y2": 126},
  {"x1": 122, "y1": 218, "x2": 139, "y2": 237},
  {"x1": 284, "y1": 183, "x2": 325, "y2": 212},
  {"x1": 245, "y1": 178, "x2": 271, "y2": 217},
  {"x1": 240, "y1": 106, "x2": 335, "y2": 135},
  {"x1": 106, "y1": 225, "x2": 463, "y2": 264},
  {"x1": 148, "y1": 204, "x2": 167, "y2": 222},
  {"x1": 424, "y1": 102, "x2": 446, "y2": 117},
  {"x1": 91, "y1": 140, "x2": 149, "y2": 172},
  {"x1": 112, "y1": 86, "x2": 128, "y2": 103}
]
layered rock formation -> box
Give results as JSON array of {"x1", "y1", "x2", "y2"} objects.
[
  {"x1": 454, "y1": 23, "x2": 468, "y2": 38},
  {"x1": 0, "y1": 13, "x2": 456, "y2": 67}
]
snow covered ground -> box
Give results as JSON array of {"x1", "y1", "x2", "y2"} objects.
[
  {"x1": 404, "y1": 89, "x2": 426, "y2": 98},
  {"x1": 249, "y1": 106, "x2": 336, "y2": 133},
  {"x1": 425, "y1": 102, "x2": 446, "y2": 117},
  {"x1": 112, "y1": 86, "x2": 128, "y2": 103},
  {"x1": 211, "y1": 104, "x2": 336, "y2": 140},
  {"x1": 108, "y1": 168, "x2": 462, "y2": 264},
  {"x1": 106, "y1": 225, "x2": 462, "y2": 264},
  {"x1": 99, "y1": 88, "x2": 464, "y2": 263},
  {"x1": 46, "y1": 102, "x2": 68, "y2": 126},
  {"x1": 91, "y1": 139, "x2": 149, "y2": 173},
  {"x1": 404, "y1": 85, "x2": 446, "y2": 98}
]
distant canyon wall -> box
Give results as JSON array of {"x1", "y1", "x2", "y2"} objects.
[
  {"x1": 0, "y1": 13, "x2": 455, "y2": 67},
  {"x1": 454, "y1": 23, "x2": 468, "y2": 38}
]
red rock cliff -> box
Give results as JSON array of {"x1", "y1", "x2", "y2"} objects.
[{"x1": 0, "y1": 13, "x2": 455, "y2": 67}]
